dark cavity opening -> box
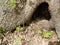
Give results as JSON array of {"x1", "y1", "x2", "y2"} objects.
[
  {"x1": 31, "y1": 2, "x2": 51, "y2": 21},
  {"x1": 15, "y1": 2, "x2": 52, "y2": 28}
]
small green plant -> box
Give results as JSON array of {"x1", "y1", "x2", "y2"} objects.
[
  {"x1": 17, "y1": 37, "x2": 22, "y2": 42},
  {"x1": 0, "y1": 27, "x2": 5, "y2": 38},
  {"x1": 16, "y1": 26, "x2": 23, "y2": 31},
  {"x1": 14, "y1": 37, "x2": 22, "y2": 45},
  {"x1": 43, "y1": 31, "x2": 54, "y2": 38},
  {"x1": 9, "y1": 0, "x2": 16, "y2": 8},
  {"x1": 36, "y1": 29, "x2": 42, "y2": 35},
  {"x1": 0, "y1": 27, "x2": 4, "y2": 34}
]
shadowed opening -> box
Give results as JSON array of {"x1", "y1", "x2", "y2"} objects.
[
  {"x1": 19, "y1": 2, "x2": 52, "y2": 27},
  {"x1": 11, "y1": 2, "x2": 52, "y2": 33},
  {"x1": 31, "y1": 2, "x2": 51, "y2": 21}
]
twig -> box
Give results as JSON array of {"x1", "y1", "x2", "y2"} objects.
[{"x1": 0, "y1": 33, "x2": 10, "y2": 43}]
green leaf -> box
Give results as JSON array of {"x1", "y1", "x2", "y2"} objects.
[
  {"x1": 43, "y1": 31, "x2": 54, "y2": 38},
  {"x1": 16, "y1": 26, "x2": 23, "y2": 31},
  {"x1": 14, "y1": 41, "x2": 18, "y2": 45},
  {"x1": 14, "y1": 40, "x2": 20, "y2": 45},
  {"x1": 36, "y1": 29, "x2": 42, "y2": 35},
  {"x1": 10, "y1": 0, "x2": 16, "y2": 3},
  {"x1": 9, "y1": 0, "x2": 16, "y2": 8},
  {"x1": 14, "y1": 37, "x2": 22, "y2": 45},
  {"x1": 17, "y1": 37, "x2": 22, "y2": 42}
]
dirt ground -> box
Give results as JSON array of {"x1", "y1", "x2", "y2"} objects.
[{"x1": 0, "y1": 19, "x2": 60, "y2": 45}]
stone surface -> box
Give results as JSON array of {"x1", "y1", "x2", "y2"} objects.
[{"x1": 0, "y1": 0, "x2": 60, "y2": 39}]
